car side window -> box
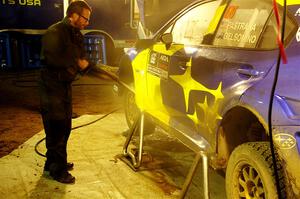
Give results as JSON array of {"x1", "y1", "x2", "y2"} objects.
[
  {"x1": 170, "y1": 0, "x2": 222, "y2": 46},
  {"x1": 258, "y1": 11, "x2": 296, "y2": 49},
  {"x1": 213, "y1": 0, "x2": 273, "y2": 48}
]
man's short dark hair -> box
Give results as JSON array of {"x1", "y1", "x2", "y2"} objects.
[{"x1": 66, "y1": 0, "x2": 92, "y2": 17}]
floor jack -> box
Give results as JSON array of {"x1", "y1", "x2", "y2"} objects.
[{"x1": 119, "y1": 112, "x2": 210, "y2": 199}]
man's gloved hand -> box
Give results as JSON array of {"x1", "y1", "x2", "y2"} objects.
[
  {"x1": 78, "y1": 58, "x2": 89, "y2": 71},
  {"x1": 77, "y1": 58, "x2": 93, "y2": 75}
]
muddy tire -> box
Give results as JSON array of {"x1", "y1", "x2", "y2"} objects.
[
  {"x1": 226, "y1": 142, "x2": 286, "y2": 199},
  {"x1": 123, "y1": 89, "x2": 155, "y2": 133}
]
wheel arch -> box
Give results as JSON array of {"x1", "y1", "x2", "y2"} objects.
[
  {"x1": 216, "y1": 105, "x2": 269, "y2": 167},
  {"x1": 117, "y1": 53, "x2": 135, "y2": 98},
  {"x1": 118, "y1": 54, "x2": 134, "y2": 86}
]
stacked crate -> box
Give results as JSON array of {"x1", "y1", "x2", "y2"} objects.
[
  {"x1": 0, "y1": 33, "x2": 12, "y2": 69},
  {"x1": 19, "y1": 34, "x2": 43, "y2": 69},
  {"x1": 84, "y1": 34, "x2": 107, "y2": 65},
  {"x1": 1, "y1": 33, "x2": 107, "y2": 70}
]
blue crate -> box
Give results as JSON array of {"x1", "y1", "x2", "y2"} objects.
[
  {"x1": 19, "y1": 34, "x2": 43, "y2": 69},
  {"x1": 0, "y1": 33, "x2": 12, "y2": 69},
  {"x1": 84, "y1": 34, "x2": 107, "y2": 65}
]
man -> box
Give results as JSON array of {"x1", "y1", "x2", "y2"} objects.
[{"x1": 39, "y1": 0, "x2": 92, "y2": 184}]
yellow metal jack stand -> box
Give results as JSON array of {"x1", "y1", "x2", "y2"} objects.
[
  {"x1": 119, "y1": 112, "x2": 210, "y2": 198},
  {"x1": 180, "y1": 151, "x2": 209, "y2": 199},
  {"x1": 120, "y1": 112, "x2": 145, "y2": 170}
]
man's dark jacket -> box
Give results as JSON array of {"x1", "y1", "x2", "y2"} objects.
[
  {"x1": 41, "y1": 17, "x2": 86, "y2": 82},
  {"x1": 39, "y1": 17, "x2": 89, "y2": 176},
  {"x1": 39, "y1": 17, "x2": 87, "y2": 120}
]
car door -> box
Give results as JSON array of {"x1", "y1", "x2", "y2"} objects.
[
  {"x1": 208, "y1": 0, "x2": 297, "y2": 147},
  {"x1": 144, "y1": 0, "x2": 224, "y2": 140},
  {"x1": 203, "y1": 0, "x2": 285, "y2": 145},
  {"x1": 146, "y1": 0, "x2": 287, "y2": 145}
]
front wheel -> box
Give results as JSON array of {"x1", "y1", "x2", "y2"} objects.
[
  {"x1": 123, "y1": 89, "x2": 155, "y2": 133},
  {"x1": 226, "y1": 142, "x2": 286, "y2": 199}
]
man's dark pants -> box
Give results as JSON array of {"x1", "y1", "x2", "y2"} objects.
[{"x1": 39, "y1": 71, "x2": 72, "y2": 178}]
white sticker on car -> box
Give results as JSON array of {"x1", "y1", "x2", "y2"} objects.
[
  {"x1": 274, "y1": 133, "x2": 296, "y2": 149},
  {"x1": 295, "y1": 8, "x2": 300, "y2": 16},
  {"x1": 296, "y1": 27, "x2": 300, "y2": 42},
  {"x1": 147, "y1": 51, "x2": 169, "y2": 80}
]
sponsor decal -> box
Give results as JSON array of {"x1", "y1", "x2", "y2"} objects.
[
  {"x1": 149, "y1": 51, "x2": 157, "y2": 65},
  {"x1": 170, "y1": 58, "x2": 224, "y2": 132},
  {"x1": 296, "y1": 27, "x2": 300, "y2": 42},
  {"x1": 147, "y1": 51, "x2": 169, "y2": 80},
  {"x1": 224, "y1": 5, "x2": 238, "y2": 19},
  {"x1": 295, "y1": 8, "x2": 300, "y2": 16},
  {"x1": 274, "y1": 133, "x2": 296, "y2": 149}
]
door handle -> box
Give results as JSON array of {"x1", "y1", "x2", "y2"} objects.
[
  {"x1": 237, "y1": 68, "x2": 260, "y2": 77},
  {"x1": 179, "y1": 65, "x2": 188, "y2": 71},
  {"x1": 177, "y1": 59, "x2": 189, "y2": 71}
]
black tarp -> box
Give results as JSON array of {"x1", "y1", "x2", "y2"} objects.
[{"x1": 0, "y1": 0, "x2": 64, "y2": 29}]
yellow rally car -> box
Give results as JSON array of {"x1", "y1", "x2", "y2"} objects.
[{"x1": 118, "y1": 0, "x2": 300, "y2": 198}]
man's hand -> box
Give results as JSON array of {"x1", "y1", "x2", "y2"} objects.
[{"x1": 78, "y1": 58, "x2": 89, "y2": 71}]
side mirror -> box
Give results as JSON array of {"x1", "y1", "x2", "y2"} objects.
[{"x1": 160, "y1": 33, "x2": 173, "y2": 50}]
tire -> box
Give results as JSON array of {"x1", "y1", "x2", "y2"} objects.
[
  {"x1": 226, "y1": 142, "x2": 286, "y2": 199},
  {"x1": 123, "y1": 89, "x2": 155, "y2": 133}
]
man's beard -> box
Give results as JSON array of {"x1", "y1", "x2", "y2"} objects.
[{"x1": 74, "y1": 20, "x2": 83, "y2": 30}]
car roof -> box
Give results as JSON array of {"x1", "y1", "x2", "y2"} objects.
[{"x1": 276, "y1": 0, "x2": 300, "y2": 6}]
